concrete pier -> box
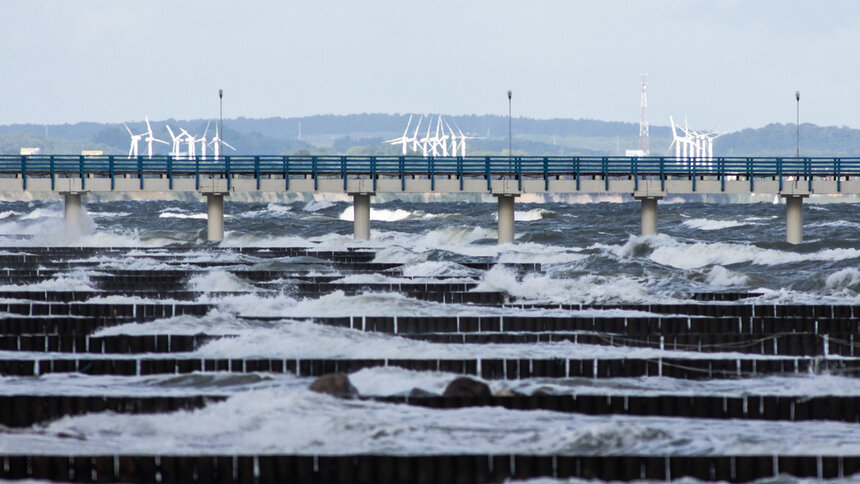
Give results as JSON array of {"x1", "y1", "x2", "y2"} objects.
[
  {"x1": 497, "y1": 195, "x2": 516, "y2": 244},
  {"x1": 206, "y1": 194, "x2": 225, "y2": 241},
  {"x1": 784, "y1": 195, "x2": 804, "y2": 244},
  {"x1": 638, "y1": 197, "x2": 659, "y2": 236},
  {"x1": 63, "y1": 193, "x2": 83, "y2": 237},
  {"x1": 352, "y1": 193, "x2": 371, "y2": 240}
]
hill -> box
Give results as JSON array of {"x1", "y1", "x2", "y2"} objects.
[{"x1": 0, "y1": 115, "x2": 858, "y2": 157}]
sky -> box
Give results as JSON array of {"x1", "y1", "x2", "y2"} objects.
[{"x1": 2, "y1": 1, "x2": 858, "y2": 131}]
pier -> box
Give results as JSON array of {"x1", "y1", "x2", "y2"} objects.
[{"x1": 2, "y1": 154, "x2": 859, "y2": 243}]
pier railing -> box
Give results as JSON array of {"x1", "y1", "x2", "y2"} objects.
[{"x1": 1, "y1": 155, "x2": 859, "y2": 192}]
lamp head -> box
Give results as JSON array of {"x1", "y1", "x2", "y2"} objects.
[
  {"x1": 507, "y1": 90, "x2": 512, "y2": 100},
  {"x1": 219, "y1": 89, "x2": 223, "y2": 99},
  {"x1": 795, "y1": 91, "x2": 800, "y2": 102}
]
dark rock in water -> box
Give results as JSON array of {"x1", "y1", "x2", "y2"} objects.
[
  {"x1": 408, "y1": 387, "x2": 437, "y2": 398},
  {"x1": 442, "y1": 377, "x2": 491, "y2": 398},
  {"x1": 309, "y1": 374, "x2": 358, "y2": 398},
  {"x1": 531, "y1": 387, "x2": 556, "y2": 396}
]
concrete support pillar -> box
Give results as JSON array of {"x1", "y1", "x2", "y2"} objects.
[
  {"x1": 497, "y1": 195, "x2": 516, "y2": 244},
  {"x1": 639, "y1": 197, "x2": 659, "y2": 236},
  {"x1": 207, "y1": 193, "x2": 225, "y2": 241},
  {"x1": 785, "y1": 195, "x2": 804, "y2": 244},
  {"x1": 63, "y1": 193, "x2": 83, "y2": 237},
  {"x1": 353, "y1": 193, "x2": 371, "y2": 240}
]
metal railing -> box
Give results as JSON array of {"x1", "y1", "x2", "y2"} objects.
[{"x1": 1, "y1": 155, "x2": 857, "y2": 192}]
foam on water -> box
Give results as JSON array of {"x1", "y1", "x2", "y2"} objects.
[
  {"x1": 188, "y1": 271, "x2": 258, "y2": 292},
  {"x1": 4, "y1": 386, "x2": 860, "y2": 456},
  {"x1": 190, "y1": 320, "x2": 770, "y2": 360},
  {"x1": 606, "y1": 234, "x2": 860, "y2": 270},
  {"x1": 303, "y1": 200, "x2": 335, "y2": 212},
  {"x1": 159, "y1": 212, "x2": 208, "y2": 219},
  {"x1": 339, "y1": 207, "x2": 411, "y2": 222},
  {"x1": 682, "y1": 218, "x2": 749, "y2": 230},
  {"x1": 705, "y1": 265, "x2": 749, "y2": 287},
  {"x1": 474, "y1": 266, "x2": 675, "y2": 304}
]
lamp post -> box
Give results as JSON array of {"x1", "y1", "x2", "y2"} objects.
[
  {"x1": 219, "y1": 89, "x2": 224, "y2": 160},
  {"x1": 795, "y1": 90, "x2": 800, "y2": 158},
  {"x1": 507, "y1": 90, "x2": 512, "y2": 174}
]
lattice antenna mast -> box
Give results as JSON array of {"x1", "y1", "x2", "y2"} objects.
[{"x1": 639, "y1": 73, "x2": 650, "y2": 155}]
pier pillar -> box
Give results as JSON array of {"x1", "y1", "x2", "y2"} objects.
[
  {"x1": 637, "y1": 197, "x2": 660, "y2": 236},
  {"x1": 63, "y1": 193, "x2": 83, "y2": 237},
  {"x1": 206, "y1": 193, "x2": 225, "y2": 241},
  {"x1": 352, "y1": 193, "x2": 371, "y2": 240},
  {"x1": 784, "y1": 195, "x2": 805, "y2": 244},
  {"x1": 496, "y1": 195, "x2": 516, "y2": 244}
]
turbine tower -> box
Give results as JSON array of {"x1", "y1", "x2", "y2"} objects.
[
  {"x1": 639, "y1": 73, "x2": 649, "y2": 155},
  {"x1": 143, "y1": 117, "x2": 168, "y2": 157},
  {"x1": 123, "y1": 122, "x2": 147, "y2": 158}
]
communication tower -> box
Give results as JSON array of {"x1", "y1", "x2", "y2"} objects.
[{"x1": 639, "y1": 73, "x2": 649, "y2": 155}]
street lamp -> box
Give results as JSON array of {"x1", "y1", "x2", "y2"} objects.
[
  {"x1": 795, "y1": 90, "x2": 800, "y2": 158},
  {"x1": 507, "y1": 90, "x2": 512, "y2": 174},
  {"x1": 219, "y1": 89, "x2": 224, "y2": 160}
]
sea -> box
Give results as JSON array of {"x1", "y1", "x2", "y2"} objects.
[{"x1": 0, "y1": 196, "x2": 858, "y2": 482}]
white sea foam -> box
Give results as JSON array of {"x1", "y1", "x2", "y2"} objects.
[
  {"x1": 303, "y1": 200, "x2": 335, "y2": 212},
  {"x1": 681, "y1": 218, "x2": 749, "y2": 230},
  {"x1": 0, "y1": 211, "x2": 20, "y2": 219},
  {"x1": 159, "y1": 212, "x2": 208, "y2": 219},
  {"x1": 89, "y1": 211, "x2": 130, "y2": 218},
  {"x1": 188, "y1": 271, "x2": 258, "y2": 292},
  {"x1": 20, "y1": 208, "x2": 62, "y2": 220},
  {"x1": 474, "y1": 266, "x2": 673, "y2": 304},
  {"x1": 825, "y1": 268, "x2": 860, "y2": 291},
  {"x1": 4, "y1": 386, "x2": 860, "y2": 456},
  {"x1": 339, "y1": 207, "x2": 411, "y2": 222},
  {"x1": 607, "y1": 234, "x2": 860, "y2": 270},
  {"x1": 705, "y1": 265, "x2": 749, "y2": 287}
]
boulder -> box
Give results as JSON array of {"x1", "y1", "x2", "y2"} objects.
[
  {"x1": 309, "y1": 373, "x2": 358, "y2": 398},
  {"x1": 408, "y1": 387, "x2": 437, "y2": 398},
  {"x1": 442, "y1": 377, "x2": 491, "y2": 398}
]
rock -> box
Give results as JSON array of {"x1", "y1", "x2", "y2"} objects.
[
  {"x1": 442, "y1": 377, "x2": 491, "y2": 398},
  {"x1": 309, "y1": 373, "x2": 358, "y2": 398},
  {"x1": 408, "y1": 387, "x2": 437, "y2": 398}
]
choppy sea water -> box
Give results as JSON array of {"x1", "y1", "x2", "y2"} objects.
[{"x1": 0, "y1": 196, "x2": 858, "y2": 481}]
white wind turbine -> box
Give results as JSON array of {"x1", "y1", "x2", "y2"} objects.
[
  {"x1": 383, "y1": 115, "x2": 414, "y2": 155},
  {"x1": 447, "y1": 120, "x2": 477, "y2": 157},
  {"x1": 180, "y1": 129, "x2": 197, "y2": 159},
  {"x1": 435, "y1": 116, "x2": 450, "y2": 156},
  {"x1": 209, "y1": 127, "x2": 236, "y2": 160},
  {"x1": 197, "y1": 121, "x2": 211, "y2": 160},
  {"x1": 124, "y1": 122, "x2": 147, "y2": 158},
  {"x1": 667, "y1": 116, "x2": 694, "y2": 165},
  {"x1": 410, "y1": 116, "x2": 424, "y2": 153},
  {"x1": 419, "y1": 123, "x2": 433, "y2": 157},
  {"x1": 165, "y1": 125, "x2": 185, "y2": 159},
  {"x1": 144, "y1": 117, "x2": 168, "y2": 157}
]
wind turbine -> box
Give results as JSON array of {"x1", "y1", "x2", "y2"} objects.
[
  {"x1": 448, "y1": 120, "x2": 477, "y2": 157},
  {"x1": 209, "y1": 127, "x2": 236, "y2": 160},
  {"x1": 144, "y1": 117, "x2": 168, "y2": 157},
  {"x1": 419, "y1": 123, "x2": 433, "y2": 157},
  {"x1": 436, "y1": 116, "x2": 450, "y2": 156},
  {"x1": 383, "y1": 115, "x2": 413, "y2": 155},
  {"x1": 180, "y1": 129, "x2": 197, "y2": 159},
  {"x1": 165, "y1": 125, "x2": 185, "y2": 159},
  {"x1": 410, "y1": 116, "x2": 424, "y2": 153},
  {"x1": 124, "y1": 122, "x2": 147, "y2": 158},
  {"x1": 197, "y1": 121, "x2": 211, "y2": 160}
]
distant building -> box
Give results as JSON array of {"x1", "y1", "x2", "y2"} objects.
[
  {"x1": 81, "y1": 150, "x2": 103, "y2": 157},
  {"x1": 19, "y1": 147, "x2": 41, "y2": 155}
]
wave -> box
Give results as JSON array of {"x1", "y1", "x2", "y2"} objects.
[
  {"x1": 20, "y1": 208, "x2": 62, "y2": 220},
  {"x1": 0, "y1": 211, "x2": 20, "y2": 220},
  {"x1": 339, "y1": 207, "x2": 411, "y2": 222},
  {"x1": 607, "y1": 234, "x2": 860, "y2": 270},
  {"x1": 303, "y1": 200, "x2": 335, "y2": 212},
  {"x1": 681, "y1": 218, "x2": 749, "y2": 231},
  {"x1": 159, "y1": 212, "x2": 207, "y2": 219}
]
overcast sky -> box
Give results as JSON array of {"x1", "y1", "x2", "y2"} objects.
[{"x1": 2, "y1": 1, "x2": 857, "y2": 131}]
